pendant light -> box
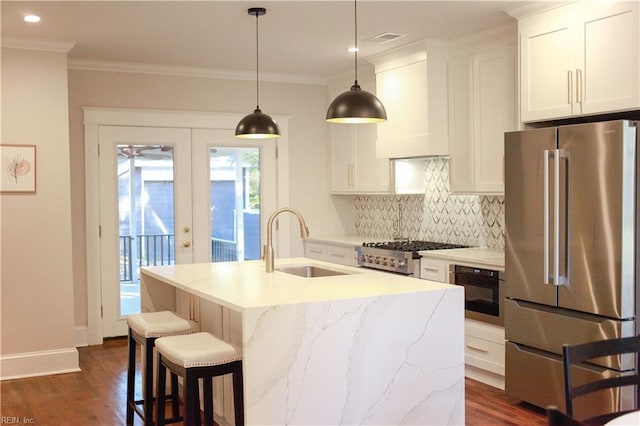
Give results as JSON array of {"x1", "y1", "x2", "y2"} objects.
[
  {"x1": 326, "y1": 0, "x2": 387, "y2": 124},
  {"x1": 236, "y1": 7, "x2": 280, "y2": 139}
]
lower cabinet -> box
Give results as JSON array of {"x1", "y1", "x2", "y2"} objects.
[
  {"x1": 304, "y1": 241, "x2": 358, "y2": 267},
  {"x1": 465, "y1": 319, "x2": 506, "y2": 390}
]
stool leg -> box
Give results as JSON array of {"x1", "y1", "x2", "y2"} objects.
[
  {"x1": 203, "y1": 377, "x2": 213, "y2": 426},
  {"x1": 143, "y1": 337, "x2": 155, "y2": 426},
  {"x1": 156, "y1": 354, "x2": 167, "y2": 426},
  {"x1": 170, "y1": 372, "x2": 180, "y2": 417},
  {"x1": 126, "y1": 330, "x2": 136, "y2": 426},
  {"x1": 184, "y1": 370, "x2": 201, "y2": 426},
  {"x1": 232, "y1": 363, "x2": 245, "y2": 426}
]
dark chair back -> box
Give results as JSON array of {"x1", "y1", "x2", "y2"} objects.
[{"x1": 562, "y1": 335, "x2": 640, "y2": 424}]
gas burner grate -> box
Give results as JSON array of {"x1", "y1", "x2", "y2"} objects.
[{"x1": 362, "y1": 241, "x2": 468, "y2": 252}]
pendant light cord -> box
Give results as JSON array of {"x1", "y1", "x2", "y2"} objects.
[
  {"x1": 255, "y1": 11, "x2": 260, "y2": 110},
  {"x1": 353, "y1": 0, "x2": 358, "y2": 85}
]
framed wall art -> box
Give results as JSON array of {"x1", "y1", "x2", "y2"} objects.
[{"x1": 1, "y1": 144, "x2": 37, "y2": 193}]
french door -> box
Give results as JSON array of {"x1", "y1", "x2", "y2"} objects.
[{"x1": 98, "y1": 125, "x2": 276, "y2": 337}]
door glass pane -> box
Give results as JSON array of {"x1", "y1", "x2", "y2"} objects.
[
  {"x1": 210, "y1": 147, "x2": 261, "y2": 262},
  {"x1": 118, "y1": 144, "x2": 175, "y2": 316}
]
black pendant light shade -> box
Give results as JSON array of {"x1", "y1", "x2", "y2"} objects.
[
  {"x1": 326, "y1": 0, "x2": 387, "y2": 124},
  {"x1": 235, "y1": 7, "x2": 280, "y2": 139},
  {"x1": 236, "y1": 107, "x2": 280, "y2": 139},
  {"x1": 326, "y1": 82, "x2": 387, "y2": 123}
]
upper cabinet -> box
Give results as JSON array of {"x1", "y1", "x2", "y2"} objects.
[
  {"x1": 370, "y1": 41, "x2": 449, "y2": 159},
  {"x1": 329, "y1": 122, "x2": 392, "y2": 193},
  {"x1": 519, "y1": 1, "x2": 639, "y2": 122},
  {"x1": 328, "y1": 72, "x2": 392, "y2": 194},
  {"x1": 448, "y1": 25, "x2": 517, "y2": 194}
]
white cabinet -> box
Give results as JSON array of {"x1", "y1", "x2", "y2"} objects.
[
  {"x1": 329, "y1": 123, "x2": 391, "y2": 193},
  {"x1": 371, "y1": 41, "x2": 449, "y2": 159},
  {"x1": 419, "y1": 257, "x2": 448, "y2": 282},
  {"x1": 448, "y1": 43, "x2": 516, "y2": 194},
  {"x1": 519, "y1": 1, "x2": 640, "y2": 122},
  {"x1": 328, "y1": 73, "x2": 392, "y2": 194},
  {"x1": 464, "y1": 319, "x2": 506, "y2": 390},
  {"x1": 304, "y1": 240, "x2": 358, "y2": 267}
]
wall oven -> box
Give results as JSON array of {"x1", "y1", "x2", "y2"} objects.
[{"x1": 449, "y1": 264, "x2": 504, "y2": 326}]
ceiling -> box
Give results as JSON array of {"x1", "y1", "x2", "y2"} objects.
[{"x1": 1, "y1": 1, "x2": 530, "y2": 82}]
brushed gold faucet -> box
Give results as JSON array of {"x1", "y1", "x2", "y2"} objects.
[{"x1": 264, "y1": 207, "x2": 310, "y2": 272}]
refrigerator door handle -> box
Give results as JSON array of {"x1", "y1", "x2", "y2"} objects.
[
  {"x1": 545, "y1": 149, "x2": 568, "y2": 286},
  {"x1": 553, "y1": 149, "x2": 561, "y2": 286},
  {"x1": 544, "y1": 149, "x2": 551, "y2": 284},
  {"x1": 557, "y1": 149, "x2": 569, "y2": 286}
]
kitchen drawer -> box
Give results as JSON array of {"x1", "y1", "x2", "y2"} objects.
[
  {"x1": 304, "y1": 242, "x2": 327, "y2": 260},
  {"x1": 304, "y1": 241, "x2": 358, "y2": 267},
  {"x1": 465, "y1": 318, "x2": 505, "y2": 344},
  {"x1": 325, "y1": 246, "x2": 357, "y2": 266},
  {"x1": 465, "y1": 335, "x2": 505, "y2": 376},
  {"x1": 419, "y1": 257, "x2": 447, "y2": 282}
]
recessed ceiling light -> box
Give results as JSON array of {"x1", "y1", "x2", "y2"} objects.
[
  {"x1": 24, "y1": 15, "x2": 41, "y2": 23},
  {"x1": 347, "y1": 47, "x2": 360, "y2": 53}
]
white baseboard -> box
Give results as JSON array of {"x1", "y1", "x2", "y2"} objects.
[
  {"x1": 0, "y1": 347, "x2": 80, "y2": 380},
  {"x1": 74, "y1": 325, "x2": 89, "y2": 347}
]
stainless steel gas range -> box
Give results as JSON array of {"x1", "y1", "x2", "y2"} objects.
[{"x1": 357, "y1": 241, "x2": 468, "y2": 276}]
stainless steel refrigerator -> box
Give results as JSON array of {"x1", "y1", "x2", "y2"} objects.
[{"x1": 504, "y1": 120, "x2": 639, "y2": 418}]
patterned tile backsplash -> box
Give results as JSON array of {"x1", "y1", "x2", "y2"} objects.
[{"x1": 355, "y1": 158, "x2": 505, "y2": 249}]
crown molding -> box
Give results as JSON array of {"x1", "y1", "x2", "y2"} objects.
[
  {"x1": 505, "y1": 1, "x2": 575, "y2": 20},
  {"x1": 1, "y1": 37, "x2": 75, "y2": 53},
  {"x1": 67, "y1": 59, "x2": 328, "y2": 85}
]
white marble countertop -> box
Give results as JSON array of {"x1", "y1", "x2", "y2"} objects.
[
  {"x1": 418, "y1": 247, "x2": 505, "y2": 269},
  {"x1": 141, "y1": 257, "x2": 457, "y2": 312}
]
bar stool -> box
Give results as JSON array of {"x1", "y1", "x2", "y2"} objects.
[
  {"x1": 155, "y1": 332, "x2": 244, "y2": 426},
  {"x1": 126, "y1": 311, "x2": 197, "y2": 426}
]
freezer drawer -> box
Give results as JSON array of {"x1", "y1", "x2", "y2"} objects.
[
  {"x1": 505, "y1": 342, "x2": 633, "y2": 420},
  {"x1": 505, "y1": 298, "x2": 635, "y2": 370}
]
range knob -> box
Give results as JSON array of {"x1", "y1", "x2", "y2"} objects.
[
  {"x1": 397, "y1": 259, "x2": 406, "y2": 268},
  {"x1": 375, "y1": 256, "x2": 381, "y2": 265},
  {"x1": 389, "y1": 258, "x2": 397, "y2": 268},
  {"x1": 382, "y1": 258, "x2": 389, "y2": 266}
]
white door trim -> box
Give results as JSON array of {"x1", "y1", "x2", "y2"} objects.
[{"x1": 83, "y1": 107, "x2": 290, "y2": 345}]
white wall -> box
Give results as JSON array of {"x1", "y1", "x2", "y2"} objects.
[
  {"x1": 67, "y1": 68, "x2": 354, "y2": 328},
  {"x1": 1, "y1": 47, "x2": 79, "y2": 378}
]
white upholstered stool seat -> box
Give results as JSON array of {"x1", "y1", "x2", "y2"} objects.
[
  {"x1": 126, "y1": 311, "x2": 197, "y2": 426},
  {"x1": 127, "y1": 310, "x2": 196, "y2": 338},
  {"x1": 155, "y1": 332, "x2": 244, "y2": 426}
]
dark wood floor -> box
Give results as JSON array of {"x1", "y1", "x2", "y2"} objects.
[{"x1": 1, "y1": 338, "x2": 547, "y2": 425}]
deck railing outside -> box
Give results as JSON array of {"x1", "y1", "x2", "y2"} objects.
[{"x1": 120, "y1": 234, "x2": 238, "y2": 281}]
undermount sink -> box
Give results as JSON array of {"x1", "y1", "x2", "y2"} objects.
[{"x1": 276, "y1": 265, "x2": 352, "y2": 278}]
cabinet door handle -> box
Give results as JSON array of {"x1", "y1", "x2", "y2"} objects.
[
  {"x1": 466, "y1": 345, "x2": 489, "y2": 354},
  {"x1": 567, "y1": 70, "x2": 573, "y2": 105},
  {"x1": 423, "y1": 266, "x2": 440, "y2": 272},
  {"x1": 348, "y1": 164, "x2": 354, "y2": 186},
  {"x1": 576, "y1": 68, "x2": 582, "y2": 104},
  {"x1": 330, "y1": 252, "x2": 346, "y2": 258}
]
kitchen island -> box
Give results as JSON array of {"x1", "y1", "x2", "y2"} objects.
[{"x1": 140, "y1": 258, "x2": 464, "y2": 425}]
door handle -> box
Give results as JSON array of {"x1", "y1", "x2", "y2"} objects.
[
  {"x1": 183, "y1": 240, "x2": 192, "y2": 248},
  {"x1": 544, "y1": 150, "x2": 551, "y2": 284}
]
